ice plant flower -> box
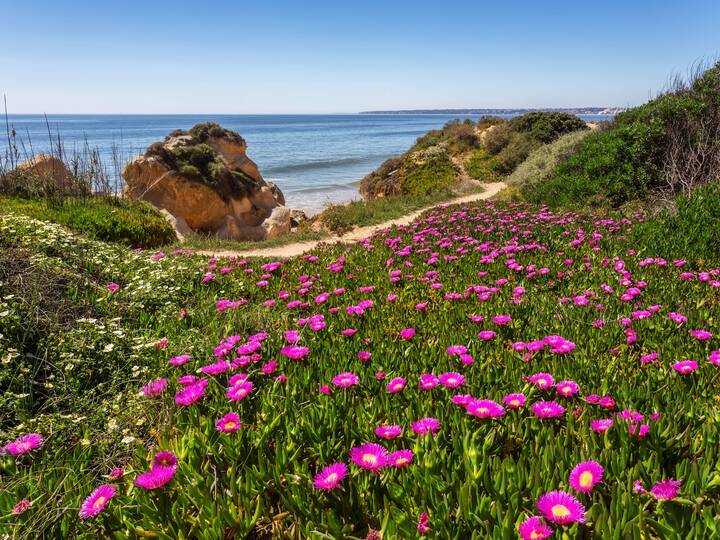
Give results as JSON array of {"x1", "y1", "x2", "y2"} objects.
[
  {"x1": 350, "y1": 443, "x2": 388, "y2": 472},
  {"x1": 400, "y1": 328, "x2": 415, "y2": 340},
  {"x1": 528, "y1": 373, "x2": 555, "y2": 390},
  {"x1": 417, "y1": 513, "x2": 430, "y2": 535},
  {"x1": 439, "y1": 372, "x2": 465, "y2": 388},
  {"x1": 107, "y1": 282, "x2": 120, "y2": 293},
  {"x1": 387, "y1": 449, "x2": 414, "y2": 468},
  {"x1": 2, "y1": 433, "x2": 43, "y2": 456},
  {"x1": 387, "y1": 377, "x2": 407, "y2": 393},
  {"x1": 411, "y1": 417, "x2": 440, "y2": 436},
  {"x1": 690, "y1": 329, "x2": 712, "y2": 341},
  {"x1": 313, "y1": 462, "x2": 348, "y2": 491},
  {"x1": 503, "y1": 393, "x2": 526, "y2": 409},
  {"x1": 518, "y1": 516, "x2": 553, "y2": 540},
  {"x1": 650, "y1": 479, "x2": 682, "y2": 500},
  {"x1": 281, "y1": 345, "x2": 309, "y2": 360},
  {"x1": 134, "y1": 466, "x2": 177, "y2": 490},
  {"x1": 590, "y1": 418, "x2": 614, "y2": 433},
  {"x1": 375, "y1": 425, "x2": 403, "y2": 439},
  {"x1": 418, "y1": 373, "x2": 439, "y2": 389},
  {"x1": 531, "y1": 401, "x2": 566, "y2": 419},
  {"x1": 568, "y1": 460, "x2": 604, "y2": 493},
  {"x1": 536, "y1": 490, "x2": 586, "y2": 525},
  {"x1": 332, "y1": 372, "x2": 360, "y2": 388},
  {"x1": 466, "y1": 399, "x2": 505, "y2": 419},
  {"x1": 12, "y1": 499, "x2": 31, "y2": 515},
  {"x1": 79, "y1": 484, "x2": 115, "y2": 520},
  {"x1": 227, "y1": 381, "x2": 254, "y2": 401},
  {"x1": 672, "y1": 360, "x2": 698, "y2": 374},
  {"x1": 216, "y1": 412, "x2": 241, "y2": 433},
  {"x1": 174, "y1": 379, "x2": 208, "y2": 406},
  {"x1": 555, "y1": 380, "x2": 579, "y2": 397},
  {"x1": 168, "y1": 354, "x2": 191, "y2": 366}
]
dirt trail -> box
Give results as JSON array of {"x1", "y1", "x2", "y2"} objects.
[{"x1": 197, "y1": 181, "x2": 506, "y2": 259}]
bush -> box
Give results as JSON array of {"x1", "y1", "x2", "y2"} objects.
[
  {"x1": 465, "y1": 149, "x2": 500, "y2": 182},
  {"x1": 507, "y1": 130, "x2": 591, "y2": 188},
  {"x1": 509, "y1": 112, "x2": 587, "y2": 144},
  {"x1": 0, "y1": 196, "x2": 176, "y2": 248},
  {"x1": 631, "y1": 182, "x2": 720, "y2": 266},
  {"x1": 400, "y1": 152, "x2": 458, "y2": 196},
  {"x1": 414, "y1": 119, "x2": 480, "y2": 156}
]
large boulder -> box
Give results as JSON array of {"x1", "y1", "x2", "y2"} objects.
[
  {"x1": 123, "y1": 123, "x2": 288, "y2": 241},
  {"x1": 16, "y1": 155, "x2": 69, "y2": 188}
]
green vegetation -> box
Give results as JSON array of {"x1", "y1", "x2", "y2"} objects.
[
  {"x1": 524, "y1": 62, "x2": 720, "y2": 207},
  {"x1": 0, "y1": 196, "x2": 176, "y2": 248},
  {"x1": 178, "y1": 229, "x2": 329, "y2": 253},
  {"x1": 506, "y1": 130, "x2": 591, "y2": 189},
  {"x1": 464, "y1": 149, "x2": 500, "y2": 182}
]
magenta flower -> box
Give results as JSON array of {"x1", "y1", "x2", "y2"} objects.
[
  {"x1": 387, "y1": 449, "x2": 414, "y2": 468},
  {"x1": 141, "y1": 378, "x2": 168, "y2": 397},
  {"x1": 417, "y1": 512, "x2": 430, "y2": 535},
  {"x1": 503, "y1": 393, "x2": 526, "y2": 409},
  {"x1": 492, "y1": 315, "x2": 512, "y2": 325},
  {"x1": 12, "y1": 499, "x2": 31, "y2": 515},
  {"x1": 418, "y1": 373, "x2": 439, "y2": 390},
  {"x1": 466, "y1": 399, "x2": 505, "y2": 419},
  {"x1": 555, "y1": 380, "x2": 579, "y2": 397},
  {"x1": 216, "y1": 412, "x2": 242, "y2": 433},
  {"x1": 199, "y1": 360, "x2": 231, "y2": 375},
  {"x1": 281, "y1": 345, "x2": 309, "y2": 360},
  {"x1": 349, "y1": 443, "x2": 388, "y2": 471},
  {"x1": 411, "y1": 417, "x2": 440, "y2": 436},
  {"x1": 400, "y1": 328, "x2": 416, "y2": 340},
  {"x1": 690, "y1": 329, "x2": 712, "y2": 341},
  {"x1": 438, "y1": 372, "x2": 465, "y2": 388},
  {"x1": 590, "y1": 418, "x2": 614, "y2": 433},
  {"x1": 536, "y1": 490, "x2": 586, "y2": 525},
  {"x1": 134, "y1": 466, "x2": 177, "y2": 490},
  {"x1": 477, "y1": 330, "x2": 496, "y2": 340},
  {"x1": 358, "y1": 351, "x2": 372, "y2": 362},
  {"x1": 387, "y1": 377, "x2": 407, "y2": 393},
  {"x1": 447, "y1": 345, "x2": 468, "y2": 356},
  {"x1": 79, "y1": 484, "x2": 115, "y2": 520},
  {"x1": 174, "y1": 379, "x2": 208, "y2": 406},
  {"x1": 528, "y1": 373, "x2": 555, "y2": 390},
  {"x1": 341, "y1": 328, "x2": 357, "y2": 337},
  {"x1": 531, "y1": 401, "x2": 566, "y2": 419},
  {"x1": 375, "y1": 425, "x2": 403, "y2": 439},
  {"x1": 313, "y1": 462, "x2": 348, "y2": 490},
  {"x1": 2, "y1": 433, "x2": 43, "y2": 456},
  {"x1": 568, "y1": 460, "x2": 604, "y2": 493},
  {"x1": 672, "y1": 360, "x2": 698, "y2": 374},
  {"x1": 107, "y1": 282, "x2": 120, "y2": 293},
  {"x1": 332, "y1": 372, "x2": 360, "y2": 388},
  {"x1": 227, "y1": 381, "x2": 254, "y2": 401},
  {"x1": 152, "y1": 451, "x2": 177, "y2": 469},
  {"x1": 168, "y1": 354, "x2": 191, "y2": 366},
  {"x1": 518, "y1": 516, "x2": 553, "y2": 540},
  {"x1": 650, "y1": 479, "x2": 682, "y2": 500}
]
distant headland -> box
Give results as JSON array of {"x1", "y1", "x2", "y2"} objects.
[{"x1": 360, "y1": 107, "x2": 626, "y2": 115}]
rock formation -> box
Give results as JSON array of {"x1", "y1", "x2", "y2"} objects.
[{"x1": 123, "y1": 123, "x2": 289, "y2": 241}]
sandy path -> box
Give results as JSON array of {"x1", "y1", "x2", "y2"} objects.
[{"x1": 197, "y1": 182, "x2": 505, "y2": 259}]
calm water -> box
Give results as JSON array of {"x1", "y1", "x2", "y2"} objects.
[{"x1": 1, "y1": 114, "x2": 612, "y2": 213}]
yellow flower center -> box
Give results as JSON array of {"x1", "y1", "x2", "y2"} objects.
[
  {"x1": 363, "y1": 454, "x2": 378, "y2": 465},
  {"x1": 395, "y1": 458, "x2": 409, "y2": 466},
  {"x1": 510, "y1": 399, "x2": 519, "y2": 406},
  {"x1": 531, "y1": 531, "x2": 545, "y2": 540},
  {"x1": 579, "y1": 470, "x2": 594, "y2": 487},
  {"x1": 224, "y1": 421, "x2": 236, "y2": 430},
  {"x1": 537, "y1": 378, "x2": 547, "y2": 386},
  {"x1": 93, "y1": 496, "x2": 107, "y2": 509},
  {"x1": 325, "y1": 473, "x2": 338, "y2": 483},
  {"x1": 551, "y1": 504, "x2": 571, "y2": 518},
  {"x1": 478, "y1": 407, "x2": 489, "y2": 414}
]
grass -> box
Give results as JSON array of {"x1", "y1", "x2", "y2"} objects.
[
  {"x1": 0, "y1": 196, "x2": 176, "y2": 248},
  {"x1": 176, "y1": 229, "x2": 330, "y2": 253},
  {"x1": 3, "y1": 200, "x2": 720, "y2": 538}
]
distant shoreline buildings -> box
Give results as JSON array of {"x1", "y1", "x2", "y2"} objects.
[{"x1": 360, "y1": 107, "x2": 626, "y2": 115}]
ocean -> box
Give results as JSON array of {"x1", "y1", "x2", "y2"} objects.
[{"x1": 1, "y1": 114, "x2": 612, "y2": 214}]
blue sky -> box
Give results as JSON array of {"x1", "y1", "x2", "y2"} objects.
[{"x1": 2, "y1": 0, "x2": 718, "y2": 113}]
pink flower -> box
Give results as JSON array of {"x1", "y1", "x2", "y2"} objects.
[
  {"x1": 650, "y1": 479, "x2": 682, "y2": 500},
  {"x1": 313, "y1": 462, "x2": 348, "y2": 490},
  {"x1": 400, "y1": 328, "x2": 415, "y2": 340},
  {"x1": 174, "y1": 379, "x2": 208, "y2": 406},
  {"x1": 227, "y1": 381, "x2": 254, "y2": 401},
  {"x1": 152, "y1": 451, "x2": 177, "y2": 469},
  {"x1": 140, "y1": 378, "x2": 168, "y2": 398},
  {"x1": 375, "y1": 425, "x2": 403, "y2": 439},
  {"x1": 12, "y1": 498, "x2": 31, "y2": 515},
  {"x1": 447, "y1": 344, "x2": 468, "y2": 356},
  {"x1": 672, "y1": 360, "x2": 698, "y2": 374},
  {"x1": 216, "y1": 412, "x2": 241, "y2": 433},
  {"x1": 590, "y1": 418, "x2": 613, "y2": 433},
  {"x1": 492, "y1": 314, "x2": 512, "y2": 325},
  {"x1": 107, "y1": 282, "x2": 120, "y2": 293},
  {"x1": 332, "y1": 372, "x2": 360, "y2": 388},
  {"x1": 477, "y1": 330, "x2": 496, "y2": 340},
  {"x1": 438, "y1": 372, "x2": 465, "y2": 388},
  {"x1": 358, "y1": 351, "x2": 372, "y2": 362},
  {"x1": 281, "y1": 345, "x2": 309, "y2": 360},
  {"x1": 503, "y1": 393, "x2": 526, "y2": 409},
  {"x1": 134, "y1": 466, "x2": 176, "y2": 490},
  {"x1": 555, "y1": 380, "x2": 579, "y2": 397},
  {"x1": 387, "y1": 449, "x2": 414, "y2": 468},
  {"x1": 387, "y1": 377, "x2": 406, "y2": 393},
  {"x1": 418, "y1": 373, "x2": 439, "y2": 390},
  {"x1": 690, "y1": 329, "x2": 712, "y2": 341},
  {"x1": 568, "y1": 460, "x2": 604, "y2": 493},
  {"x1": 411, "y1": 417, "x2": 440, "y2": 436},
  {"x1": 155, "y1": 338, "x2": 168, "y2": 349},
  {"x1": 466, "y1": 399, "x2": 505, "y2": 419},
  {"x1": 2, "y1": 433, "x2": 43, "y2": 456},
  {"x1": 531, "y1": 401, "x2": 566, "y2": 419},
  {"x1": 168, "y1": 354, "x2": 191, "y2": 366},
  {"x1": 79, "y1": 484, "x2": 115, "y2": 520},
  {"x1": 536, "y1": 490, "x2": 585, "y2": 525},
  {"x1": 417, "y1": 512, "x2": 430, "y2": 535},
  {"x1": 349, "y1": 443, "x2": 388, "y2": 472},
  {"x1": 518, "y1": 516, "x2": 553, "y2": 540},
  {"x1": 528, "y1": 372, "x2": 555, "y2": 390}
]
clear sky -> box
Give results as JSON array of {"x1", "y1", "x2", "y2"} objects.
[{"x1": 2, "y1": 0, "x2": 719, "y2": 113}]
